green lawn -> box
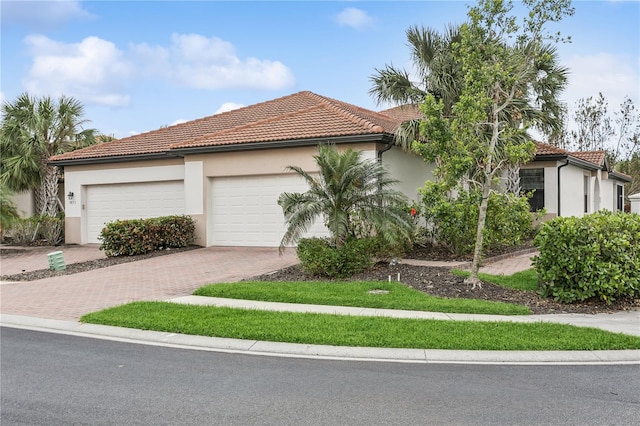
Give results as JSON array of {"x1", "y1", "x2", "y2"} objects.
[
  {"x1": 79, "y1": 267, "x2": 640, "y2": 351},
  {"x1": 452, "y1": 268, "x2": 539, "y2": 291},
  {"x1": 194, "y1": 280, "x2": 531, "y2": 315},
  {"x1": 81, "y1": 302, "x2": 640, "y2": 351}
]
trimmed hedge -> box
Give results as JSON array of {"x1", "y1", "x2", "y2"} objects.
[
  {"x1": 296, "y1": 237, "x2": 376, "y2": 278},
  {"x1": 99, "y1": 215, "x2": 195, "y2": 257},
  {"x1": 533, "y1": 211, "x2": 640, "y2": 304}
]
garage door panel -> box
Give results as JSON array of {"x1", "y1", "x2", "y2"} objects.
[
  {"x1": 86, "y1": 181, "x2": 184, "y2": 243},
  {"x1": 211, "y1": 174, "x2": 328, "y2": 247}
]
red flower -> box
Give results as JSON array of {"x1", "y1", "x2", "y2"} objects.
[{"x1": 410, "y1": 208, "x2": 417, "y2": 217}]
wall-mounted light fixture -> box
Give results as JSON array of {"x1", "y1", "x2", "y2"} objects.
[{"x1": 67, "y1": 191, "x2": 74, "y2": 200}]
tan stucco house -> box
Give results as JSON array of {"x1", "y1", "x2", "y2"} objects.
[
  {"x1": 50, "y1": 91, "x2": 432, "y2": 247},
  {"x1": 522, "y1": 142, "x2": 632, "y2": 217},
  {"x1": 49, "y1": 91, "x2": 633, "y2": 247}
]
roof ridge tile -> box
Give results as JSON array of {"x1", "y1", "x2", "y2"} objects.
[{"x1": 170, "y1": 104, "x2": 326, "y2": 148}]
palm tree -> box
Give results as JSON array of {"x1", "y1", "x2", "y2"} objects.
[
  {"x1": 278, "y1": 145, "x2": 413, "y2": 251},
  {"x1": 370, "y1": 24, "x2": 567, "y2": 151},
  {"x1": 369, "y1": 24, "x2": 463, "y2": 149},
  {"x1": 0, "y1": 93, "x2": 96, "y2": 217}
]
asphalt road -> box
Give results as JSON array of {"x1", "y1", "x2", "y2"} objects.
[{"x1": 2, "y1": 327, "x2": 639, "y2": 425}]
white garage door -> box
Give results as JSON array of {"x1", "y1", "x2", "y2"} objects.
[
  {"x1": 211, "y1": 174, "x2": 329, "y2": 247},
  {"x1": 86, "y1": 181, "x2": 185, "y2": 243}
]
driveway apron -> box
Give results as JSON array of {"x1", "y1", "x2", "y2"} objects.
[{"x1": 0, "y1": 247, "x2": 299, "y2": 321}]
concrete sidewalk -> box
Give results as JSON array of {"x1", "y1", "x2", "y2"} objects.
[
  {"x1": 169, "y1": 295, "x2": 640, "y2": 337},
  {"x1": 1, "y1": 245, "x2": 638, "y2": 364}
]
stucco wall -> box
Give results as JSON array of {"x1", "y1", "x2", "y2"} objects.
[
  {"x1": 61, "y1": 143, "x2": 393, "y2": 246},
  {"x1": 598, "y1": 170, "x2": 613, "y2": 211},
  {"x1": 188, "y1": 144, "x2": 378, "y2": 246},
  {"x1": 559, "y1": 164, "x2": 590, "y2": 217},
  {"x1": 9, "y1": 191, "x2": 35, "y2": 217},
  {"x1": 380, "y1": 147, "x2": 435, "y2": 202},
  {"x1": 62, "y1": 159, "x2": 185, "y2": 244}
]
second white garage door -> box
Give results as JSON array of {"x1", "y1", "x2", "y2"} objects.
[
  {"x1": 86, "y1": 181, "x2": 185, "y2": 243},
  {"x1": 210, "y1": 174, "x2": 329, "y2": 247}
]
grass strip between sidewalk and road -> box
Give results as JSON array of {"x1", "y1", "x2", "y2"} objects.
[
  {"x1": 194, "y1": 281, "x2": 531, "y2": 315},
  {"x1": 81, "y1": 302, "x2": 640, "y2": 351}
]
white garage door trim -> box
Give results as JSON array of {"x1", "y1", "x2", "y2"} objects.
[
  {"x1": 210, "y1": 174, "x2": 329, "y2": 247},
  {"x1": 86, "y1": 181, "x2": 185, "y2": 243}
]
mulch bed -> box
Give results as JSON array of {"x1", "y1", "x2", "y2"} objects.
[
  {"x1": 0, "y1": 245, "x2": 200, "y2": 282},
  {"x1": 253, "y1": 262, "x2": 639, "y2": 315}
]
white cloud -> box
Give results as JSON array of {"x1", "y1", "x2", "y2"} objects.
[
  {"x1": 1, "y1": 0, "x2": 93, "y2": 29},
  {"x1": 23, "y1": 35, "x2": 133, "y2": 107},
  {"x1": 562, "y1": 53, "x2": 639, "y2": 117},
  {"x1": 215, "y1": 102, "x2": 245, "y2": 114},
  {"x1": 131, "y1": 33, "x2": 295, "y2": 90},
  {"x1": 335, "y1": 8, "x2": 374, "y2": 30}
]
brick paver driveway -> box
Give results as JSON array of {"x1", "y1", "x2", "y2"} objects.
[{"x1": 0, "y1": 247, "x2": 299, "y2": 321}]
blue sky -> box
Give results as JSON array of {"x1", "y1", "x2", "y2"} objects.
[{"x1": 1, "y1": 0, "x2": 639, "y2": 139}]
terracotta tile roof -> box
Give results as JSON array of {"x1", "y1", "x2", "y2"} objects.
[
  {"x1": 570, "y1": 150, "x2": 606, "y2": 166},
  {"x1": 533, "y1": 142, "x2": 611, "y2": 171},
  {"x1": 534, "y1": 141, "x2": 569, "y2": 156},
  {"x1": 50, "y1": 91, "x2": 411, "y2": 162},
  {"x1": 378, "y1": 104, "x2": 422, "y2": 122}
]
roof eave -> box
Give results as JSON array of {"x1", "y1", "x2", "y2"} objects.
[
  {"x1": 169, "y1": 134, "x2": 391, "y2": 155},
  {"x1": 48, "y1": 134, "x2": 393, "y2": 166},
  {"x1": 533, "y1": 153, "x2": 601, "y2": 171},
  {"x1": 48, "y1": 152, "x2": 182, "y2": 166},
  {"x1": 609, "y1": 171, "x2": 633, "y2": 183}
]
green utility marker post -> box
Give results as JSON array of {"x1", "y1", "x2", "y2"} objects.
[{"x1": 47, "y1": 251, "x2": 66, "y2": 271}]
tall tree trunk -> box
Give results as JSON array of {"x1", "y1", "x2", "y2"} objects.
[
  {"x1": 468, "y1": 178, "x2": 491, "y2": 288},
  {"x1": 40, "y1": 164, "x2": 60, "y2": 217},
  {"x1": 467, "y1": 98, "x2": 502, "y2": 288},
  {"x1": 504, "y1": 164, "x2": 520, "y2": 194}
]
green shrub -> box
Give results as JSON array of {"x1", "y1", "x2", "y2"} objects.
[
  {"x1": 4, "y1": 216, "x2": 39, "y2": 244},
  {"x1": 0, "y1": 185, "x2": 19, "y2": 233},
  {"x1": 485, "y1": 192, "x2": 536, "y2": 249},
  {"x1": 2, "y1": 214, "x2": 65, "y2": 245},
  {"x1": 37, "y1": 214, "x2": 65, "y2": 245},
  {"x1": 99, "y1": 215, "x2": 195, "y2": 257},
  {"x1": 420, "y1": 183, "x2": 534, "y2": 255},
  {"x1": 296, "y1": 237, "x2": 375, "y2": 278},
  {"x1": 533, "y1": 211, "x2": 640, "y2": 304}
]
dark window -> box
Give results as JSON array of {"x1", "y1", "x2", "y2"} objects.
[
  {"x1": 617, "y1": 185, "x2": 624, "y2": 211},
  {"x1": 520, "y1": 169, "x2": 544, "y2": 212},
  {"x1": 584, "y1": 176, "x2": 589, "y2": 213}
]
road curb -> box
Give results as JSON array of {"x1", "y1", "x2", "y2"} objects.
[{"x1": 2, "y1": 314, "x2": 639, "y2": 365}]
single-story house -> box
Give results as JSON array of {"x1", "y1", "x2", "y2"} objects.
[
  {"x1": 521, "y1": 142, "x2": 632, "y2": 218},
  {"x1": 50, "y1": 91, "x2": 433, "y2": 246},
  {"x1": 49, "y1": 91, "x2": 633, "y2": 247}
]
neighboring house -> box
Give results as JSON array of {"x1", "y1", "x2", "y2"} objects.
[
  {"x1": 50, "y1": 91, "x2": 432, "y2": 247},
  {"x1": 520, "y1": 142, "x2": 632, "y2": 218}
]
